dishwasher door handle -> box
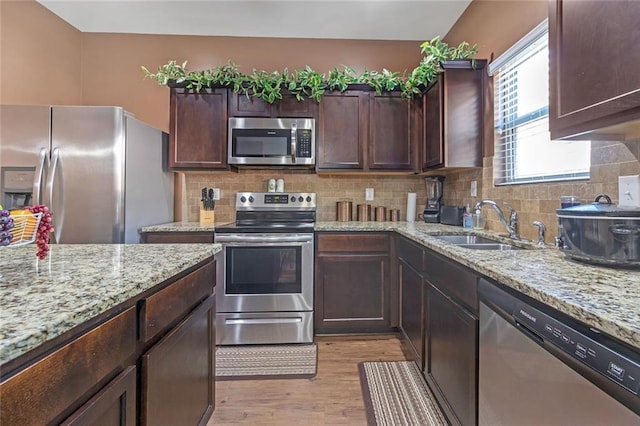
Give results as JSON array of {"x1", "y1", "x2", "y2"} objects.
[{"x1": 515, "y1": 320, "x2": 544, "y2": 344}]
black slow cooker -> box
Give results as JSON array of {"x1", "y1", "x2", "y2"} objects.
[{"x1": 557, "y1": 194, "x2": 640, "y2": 268}]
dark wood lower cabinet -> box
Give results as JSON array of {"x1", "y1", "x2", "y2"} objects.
[
  {"x1": 0, "y1": 307, "x2": 137, "y2": 426},
  {"x1": 62, "y1": 366, "x2": 137, "y2": 426},
  {"x1": 0, "y1": 258, "x2": 217, "y2": 426},
  {"x1": 141, "y1": 232, "x2": 214, "y2": 244},
  {"x1": 315, "y1": 232, "x2": 392, "y2": 333},
  {"x1": 425, "y1": 283, "x2": 477, "y2": 426},
  {"x1": 142, "y1": 295, "x2": 215, "y2": 426},
  {"x1": 399, "y1": 260, "x2": 425, "y2": 369}
]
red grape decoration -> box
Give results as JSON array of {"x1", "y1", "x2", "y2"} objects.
[{"x1": 26, "y1": 205, "x2": 53, "y2": 259}]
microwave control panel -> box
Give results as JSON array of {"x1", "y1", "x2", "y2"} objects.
[{"x1": 296, "y1": 129, "x2": 313, "y2": 158}]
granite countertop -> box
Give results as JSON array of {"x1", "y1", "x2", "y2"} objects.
[
  {"x1": 0, "y1": 243, "x2": 221, "y2": 366},
  {"x1": 140, "y1": 221, "x2": 227, "y2": 232},
  {"x1": 316, "y1": 221, "x2": 640, "y2": 351}
]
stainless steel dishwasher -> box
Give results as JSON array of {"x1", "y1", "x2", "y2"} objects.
[{"x1": 478, "y1": 278, "x2": 640, "y2": 425}]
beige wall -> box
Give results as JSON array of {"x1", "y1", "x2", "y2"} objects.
[
  {"x1": 442, "y1": 0, "x2": 640, "y2": 241},
  {"x1": 1, "y1": 0, "x2": 429, "y2": 220},
  {"x1": 80, "y1": 34, "x2": 423, "y2": 132},
  {"x1": 0, "y1": 0, "x2": 82, "y2": 105}
]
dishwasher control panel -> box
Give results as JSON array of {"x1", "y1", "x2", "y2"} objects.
[{"x1": 514, "y1": 301, "x2": 640, "y2": 395}]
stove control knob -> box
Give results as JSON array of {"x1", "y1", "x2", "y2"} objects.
[
  {"x1": 248, "y1": 196, "x2": 255, "y2": 203},
  {"x1": 240, "y1": 196, "x2": 247, "y2": 203},
  {"x1": 298, "y1": 196, "x2": 304, "y2": 202},
  {"x1": 291, "y1": 196, "x2": 296, "y2": 202},
  {"x1": 306, "y1": 196, "x2": 312, "y2": 202}
]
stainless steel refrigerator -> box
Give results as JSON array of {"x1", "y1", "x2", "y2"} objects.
[{"x1": 0, "y1": 105, "x2": 174, "y2": 244}]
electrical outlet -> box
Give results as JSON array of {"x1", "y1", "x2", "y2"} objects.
[
  {"x1": 470, "y1": 181, "x2": 477, "y2": 197},
  {"x1": 619, "y1": 175, "x2": 640, "y2": 207},
  {"x1": 212, "y1": 188, "x2": 221, "y2": 200},
  {"x1": 365, "y1": 188, "x2": 374, "y2": 201}
]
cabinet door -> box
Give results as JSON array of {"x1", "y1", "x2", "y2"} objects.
[
  {"x1": 368, "y1": 92, "x2": 414, "y2": 170},
  {"x1": 549, "y1": 1, "x2": 640, "y2": 140},
  {"x1": 62, "y1": 366, "x2": 136, "y2": 426},
  {"x1": 228, "y1": 91, "x2": 270, "y2": 117},
  {"x1": 169, "y1": 88, "x2": 228, "y2": 169},
  {"x1": 315, "y1": 253, "x2": 390, "y2": 332},
  {"x1": 426, "y1": 284, "x2": 477, "y2": 426},
  {"x1": 399, "y1": 260, "x2": 425, "y2": 369},
  {"x1": 317, "y1": 90, "x2": 368, "y2": 170},
  {"x1": 423, "y1": 79, "x2": 443, "y2": 169},
  {"x1": 141, "y1": 295, "x2": 215, "y2": 426},
  {"x1": 276, "y1": 93, "x2": 318, "y2": 118}
]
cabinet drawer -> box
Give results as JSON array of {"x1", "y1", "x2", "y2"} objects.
[
  {"x1": 0, "y1": 307, "x2": 137, "y2": 426},
  {"x1": 424, "y1": 249, "x2": 478, "y2": 314},
  {"x1": 398, "y1": 237, "x2": 424, "y2": 272},
  {"x1": 142, "y1": 232, "x2": 214, "y2": 244},
  {"x1": 317, "y1": 233, "x2": 389, "y2": 252},
  {"x1": 62, "y1": 365, "x2": 137, "y2": 426},
  {"x1": 140, "y1": 259, "x2": 215, "y2": 343}
]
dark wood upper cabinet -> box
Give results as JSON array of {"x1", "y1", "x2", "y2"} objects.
[
  {"x1": 228, "y1": 92, "x2": 270, "y2": 117},
  {"x1": 317, "y1": 90, "x2": 368, "y2": 170},
  {"x1": 169, "y1": 87, "x2": 228, "y2": 170},
  {"x1": 317, "y1": 89, "x2": 420, "y2": 172},
  {"x1": 228, "y1": 91, "x2": 318, "y2": 118},
  {"x1": 369, "y1": 92, "x2": 420, "y2": 171},
  {"x1": 549, "y1": 0, "x2": 640, "y2": 140},
  {"x1": 422, "y1": 60, "x2": 486, "y2": 171},
  {"x1": 276, "y1": 93, "x2": 319, "y2": 118}
]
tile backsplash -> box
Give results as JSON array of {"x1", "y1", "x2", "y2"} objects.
[
  {"x1": 179, "y1": 139, "x2": 639, "y2": 241},
  {"x1": 181, "y1": 171, "x2": 426, "y2": 224},
  {"x1": 443, "y1": 139, "x2": 640, "y2": 241}
]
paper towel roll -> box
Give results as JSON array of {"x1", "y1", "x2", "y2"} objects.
[{"x1": 406, "y1": 192, "x2": 417, "y2": 222}]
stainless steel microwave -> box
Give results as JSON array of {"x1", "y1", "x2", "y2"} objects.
[{"x1": 228, "y1": 117, "x2": 315, "y2": 166}]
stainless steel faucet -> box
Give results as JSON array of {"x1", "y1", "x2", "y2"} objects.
[
  {"x1": 473, "y1": 200, "x2": 519, "y2": 239},
  {"x1": 532, "y1": 221, "x2": 546, "y2": 246}
]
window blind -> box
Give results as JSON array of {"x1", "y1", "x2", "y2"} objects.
[{"x1": 493, "y1": 23, "x2": 590, "y2": 185}]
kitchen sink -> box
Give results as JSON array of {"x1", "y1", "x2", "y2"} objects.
[
  {"x1": 433, "y1": 234, "x2": 523, "y2": 250},
  {"x1": 457, "y1": 243, "x2": 522, "y2": 251},
  {"x1": 433, "y1": 235, "x2": 502, "y2": 245}
]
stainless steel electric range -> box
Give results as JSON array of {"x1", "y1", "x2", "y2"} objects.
[{"x1": 214, "y1": 192, "x2": 316, "y2": 345}]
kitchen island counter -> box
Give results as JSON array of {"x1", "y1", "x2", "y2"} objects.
[
  {"x1": 0, "y1": 243, "x2": 221, "y2": 367},
  {"x1": 316, "y1": 221, "x2": 640, "y2": 351}
]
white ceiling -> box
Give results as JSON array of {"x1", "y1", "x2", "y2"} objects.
[{"x1": 36, "y1": 0, "x2": 472, "y2": 41}]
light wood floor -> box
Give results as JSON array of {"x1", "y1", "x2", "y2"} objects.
[{"x1": 208, "y1": 334, "x2": 410, "y2": 425}]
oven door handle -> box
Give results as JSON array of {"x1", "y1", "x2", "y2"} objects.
[{"x1": 215, "y1": 234, "x2": 313, "y2": 244}]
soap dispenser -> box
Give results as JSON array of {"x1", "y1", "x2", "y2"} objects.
[
  {"x1": 473, "y1": 209, "x2": 484, "y2": 230},
  {"x1": 463, "y1": 204, "x2": 473, "y2": 229}
]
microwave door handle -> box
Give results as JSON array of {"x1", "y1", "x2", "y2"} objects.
[{"x1": 291, "y1": 124, "x2": 297, "y2": 163}]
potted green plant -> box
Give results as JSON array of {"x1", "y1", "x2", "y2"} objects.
[{"x1": 141, "y1": 36, "x2": 478, "y2": 103}]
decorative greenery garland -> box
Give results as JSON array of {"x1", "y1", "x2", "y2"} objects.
[{"x1": 141, "y1": 36, "x2": 477, "y2": 103}]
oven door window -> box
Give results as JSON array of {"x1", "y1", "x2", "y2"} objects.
[
  {"x1": 232, "y1": 129, "x2": 291, "y2": 158},
  {"x1": 226, "y1": 246, "x2": 302, "y2": 294}
]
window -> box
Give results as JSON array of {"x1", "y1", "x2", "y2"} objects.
[{"x1": 490, "y1": 20, "x2": 590, "y2": 185}]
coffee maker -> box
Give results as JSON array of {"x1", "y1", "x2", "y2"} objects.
[{"x1": 423, "y1": 176, "x2": 444, "y2": 223}]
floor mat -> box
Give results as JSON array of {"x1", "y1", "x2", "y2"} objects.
[
  {"x1": 215, "y1": 344, "x2": 317, "y2": 380},
  {"x1": 359, "y1": 361, "x2": 447, "y2": 426}
]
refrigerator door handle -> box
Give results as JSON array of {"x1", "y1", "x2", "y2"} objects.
[
  {"x1": 33, "y1": 147, "x2": 48, "y2": 206},
  {"x1": 47, "y1": 148, "x2": 64, "y2": 244}
]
